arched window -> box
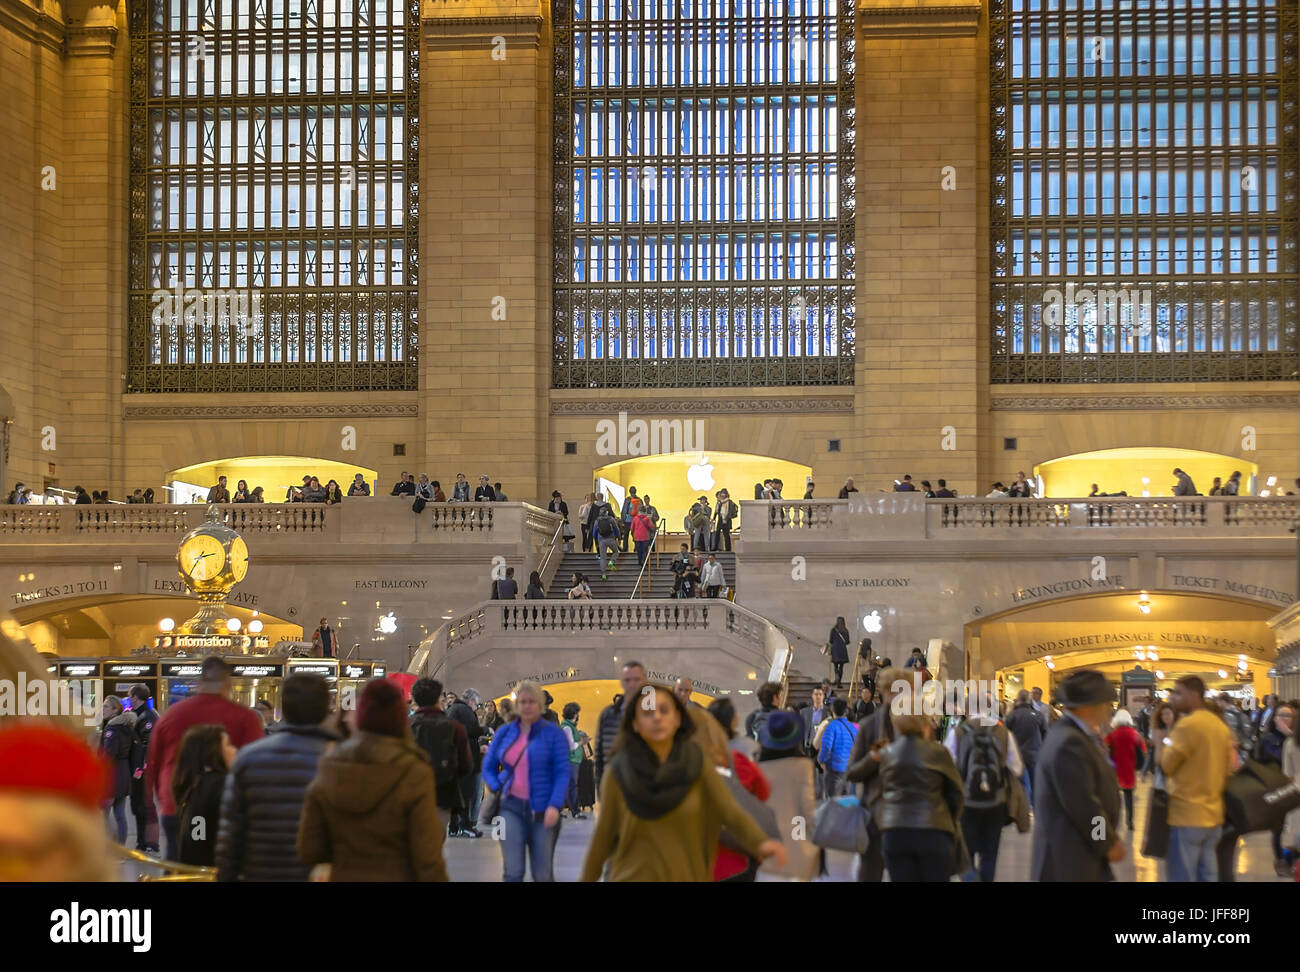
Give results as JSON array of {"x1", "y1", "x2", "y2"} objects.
[
  {"x1": 990, "y1": 0, "x2": 1298, "y2": 383},
  {"x1": 127, "y1": 0, "x2": 419, "y2": 392},
  {"x1": 552, "y1": 0, "x2": 856, "y2": 387}
]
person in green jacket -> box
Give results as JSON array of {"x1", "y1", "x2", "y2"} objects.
[
  {"x1": 559, "y1": 703, "x2": 587, "y2": 820},
  {"x1": 580, "y1": 684, "x2": 787, "y2": 882}
]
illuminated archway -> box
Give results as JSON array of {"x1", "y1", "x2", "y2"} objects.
[
  {"x1": 593, "y1": 450, "x2": 812, "y2": 529},
  {"x1": 967, "y1": 590, "x2": 1276, "y2": 702},
  {"x1": 167, "y1": 455, "x2": 378, "y2": 502},
  {"x1": 1033, "y1": 447, "x2": 1258, "y2": 499}
]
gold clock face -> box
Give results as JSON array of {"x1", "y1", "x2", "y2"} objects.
[
  {"x1": 229, "y1": 537, "x2": 249, "y2": 583},
  {"x1": 180, "y1": 535, "x2": 226, "y2": 583}
]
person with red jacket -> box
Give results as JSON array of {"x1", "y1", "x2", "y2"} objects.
[
  {"x1": 146, "y1": 656, "x2": 265, "y2": 860},
  {"x1": 1104, "y1": 708, "x2": 1148, "y2": 831},
  {"x1": 706, "y1": 698, "x2": 772, "y2": 882}
]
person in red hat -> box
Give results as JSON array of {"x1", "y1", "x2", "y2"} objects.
[{"x1": 0, "y1": 722, "x2": 114, "y2": 881}]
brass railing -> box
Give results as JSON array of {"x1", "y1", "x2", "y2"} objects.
[{"x1": 112, "y1": 843, "x2": 216, "y2": 882}]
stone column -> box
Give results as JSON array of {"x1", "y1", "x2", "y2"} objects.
[
  {"x1": 855, "y1": 0, "x2": 982, "y2": 494},
  {"x1": 421, "y1": 0, "x2": 551, "y2": 503}
]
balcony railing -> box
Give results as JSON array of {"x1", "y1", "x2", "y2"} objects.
[
  {"x1": 746, "y1": 497, "x2": 1300, "y2": 540},
  {"x1": 0, "y1": 499, "x2": 562, "y2": 547}
]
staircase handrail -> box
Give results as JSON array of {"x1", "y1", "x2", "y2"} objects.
[
  {"x1": 629, "y1": 527, "x2": 660, "y2": 599},
  {"x1": 534, "y1": 515, "x2": 568, "y2": 593}
]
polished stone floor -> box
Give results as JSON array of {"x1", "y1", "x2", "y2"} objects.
[{"x1": 441, "y1": 780, "x2": 1289, "y2": 883}]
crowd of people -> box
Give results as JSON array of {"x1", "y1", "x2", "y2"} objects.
[{"x1": 2, "y1": 651, "x2": 1297, "y2": 885}]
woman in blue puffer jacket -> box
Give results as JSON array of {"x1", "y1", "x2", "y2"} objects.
[{"x1": 480, "y1": 680, "x2": 571, "y2": 882}]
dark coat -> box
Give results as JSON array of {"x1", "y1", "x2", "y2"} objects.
[
  {"x1": 595, "y1": 696, "x2": 626, "y2": 787},
  {"x1": 178, "y1": 770, "x2": 227, "y2": 867},
  {"x1": 214, "y1": 723, "x2": 338, "y2": 882},
  {"x1": 446, "y1": 698, "x2": 485, "y2": 772},
  {"x1": 298, "y1": 732, "x2": 449, "y2": 882},
  {"x1": 1004, "y1": 702, "x2": 1044, "y2": 765},
  {"x1": 877, "y1": 735, "x2": 964, "y2": 834},
  {"x1": 829, "y1": 626, "x2": 850, "y2": 664},
  {"x1": 845, "y1": 704, "x2": 897, "y2": 809},
  {"x1": 1031, "y1": 716, "x2": 1121, "y2": 882},
  {"x1": 99, "y1": 712, "x2": 137, "y2": 801},
  {"x1": 410, "y1": 707, "x2": 472, "y2": 810}
]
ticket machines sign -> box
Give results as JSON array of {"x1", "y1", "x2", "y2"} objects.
[
  {"x1": 340, "y1": 662, "x2": 372, "y2": 680},
  {"x1": 102, "y1": 661, "x2": 158, "y2": 680},
  {"x1": 160, "y1": 660, "x2": 206, "y2": 679},
  {"x1": 229, "y1": 661, "x2": 286, "y2": 679},
  {"x1": 58, "y1": 661, "x2": 101, "y2": 679}
]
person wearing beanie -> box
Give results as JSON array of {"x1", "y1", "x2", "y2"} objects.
[
  {"x1": 0, "y1": 723, "x2": 114, "y2": 881},
  {"x1": 1031, "y1": 669, "x2": 1124, "y2": 882},
  {"x1": 298, "y1": 678, "x2": 449, "y2": 881},
  {"x1": 755, "y1": 710, "x2": 819, "y2": 881}
]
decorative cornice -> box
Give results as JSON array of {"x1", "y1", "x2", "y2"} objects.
[
  {"x1": 423, "y1": 14, "x2": 544, "y2": 52},
  {"x1": 125, "y1": 402, "x2": 419, "y2": 420},
  {"x1": 990, "y1": 393, "x2": 1300, "y2": 412},
  {"x1": 0, "y1": 0, "x2": 65, "y2": 53},
  {"x1": 550, "y1": 397, "x2": 855, "y2": 415},
  {"x1": 64, "y1": 22, "x2": 117, "y2": 56},
  {"x1": 858, "y1": 1, "x2": 981, "y2": 37}
]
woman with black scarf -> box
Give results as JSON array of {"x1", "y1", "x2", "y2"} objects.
[{"x1": 580, "y1": 684, "x2": 787, "y2": 882}]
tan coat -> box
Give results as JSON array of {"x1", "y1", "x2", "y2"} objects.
[
  {"x1": 298, "y1": 731, "x2": 449, "y2": 882},
  {"x1": 1284, "y1": 737, "x2": 1300, "y2": 850},
  {"x1": 580, "y1": 742, "x2": 769, "y2": 882},
  {"x1": 686, "y1": 703, "x2": 731, "y2": 769}
]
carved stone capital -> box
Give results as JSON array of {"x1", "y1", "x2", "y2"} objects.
[
  {"x1": 64, "y1": 21, "x2": 116, "y2": 55},
  {"x1": 423, "y1": 14, "x2": 544, "y2": 53},
  {"x1": 989, "y1": 393, "x2": 1300, "y2": 412},
  {"x1": 0, "y1": 0, "x2": 66, "y2": 53}
]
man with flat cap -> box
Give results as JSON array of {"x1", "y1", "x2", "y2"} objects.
[{"x1": 1031, "y1": 669, "x2": 1124, "y2": 881}]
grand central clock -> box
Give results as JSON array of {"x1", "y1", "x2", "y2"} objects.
[{"x1": 173, "y1": 506, "x2": 250, "y2": 636}]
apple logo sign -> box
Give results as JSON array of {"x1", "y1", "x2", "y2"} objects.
[
  {"x1": 687, "y1": 454, "x2": 715, "y2": 491},
  {"x1": 862, "y1": 610, "x2": 883, "y2": 634},
  {"x1": 378, "y1": 612, "x2": 398, "y2": 634}
]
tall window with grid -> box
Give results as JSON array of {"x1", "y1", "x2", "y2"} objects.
[
  {"x1": 127, "y1": 0, "x2": 419, "y2": 393},
  {"x1": 552, "y1": 0, "x2": 856, "y2": 389},
  {"x1": 990, "y1": 0, "x2": 1298, "y2": 383}
]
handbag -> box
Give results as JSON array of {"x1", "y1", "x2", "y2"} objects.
[
  {"x1": 811, "y1": 795, "x2": 871, "y2": 854},
  {"x1": 1141, "y1": 787, "x2": 1170, "y2": 859},
  {"x1": 1224, "y1": 759, "x2": 1300, "y2": 835},
  {"x1": 477, "y1": 731, "x2": 535, "y2": 829},
  {"x1": 718, "y1": 765, "x2": 781, "y2": 853},
  {"x1": 412, "y1": 495, "x2": 426, "y2": 513}
]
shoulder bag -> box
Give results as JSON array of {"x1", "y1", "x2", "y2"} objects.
[{"x1": 478, "y1": 730, "x2": 535, "y2": 828}]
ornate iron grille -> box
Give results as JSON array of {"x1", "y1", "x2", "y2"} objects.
[
  {"x1": 552, "y1": 0, "x2": 856, "y2": 388},
  {"x1": 989, "y1": 0, "x2": 1299, "y2": 383},
  {"x1": 127, "y1": 0, "x2": 419, "y2": 393}
]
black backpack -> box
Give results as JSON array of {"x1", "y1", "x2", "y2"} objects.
[
  {"x1": 959, "y1": 722, "x2": 1007, "y2": 808},
  {"x1": 595, "y1": 510, "x2": 618, "y2": 539},
  {"x1": 411, "y1": 716, "x2": 463, "y2": 786}
]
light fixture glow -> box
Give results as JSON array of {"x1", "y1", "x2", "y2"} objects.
[
  {"x1": 1146, "y1": 649, "x2": 1158, "y2": 661},
  {"x1": 1218, "y1": 669, "x2": 1228, "y2": 678},
  {"x1": 248, "y1": 619, "x2": 264, "y2": 634},
  {"x1": 1137, "y1": 595, "x2": 1151, "y2": 615},
  {"x1": 226, "y1": 618, "x2": 241, "y2": 632},
  {"x1": 159, "y1": 618, "x2": 175, "y2": 632},
  {"x1": 1155, "y1": 670, "x2": 1164, "y2": 679}
]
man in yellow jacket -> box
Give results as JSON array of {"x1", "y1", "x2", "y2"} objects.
[{"x1": 1161, "y1": 674, "x2": 1239, "y2": 881}]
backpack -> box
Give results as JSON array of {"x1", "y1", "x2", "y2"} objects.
[
  {"x1": 595, "y1": 511, "x2": 619, "y2": 539},
  {"x1": 959, "y1": 722, "x2": 1007, "y2": 808},
  {"x1": 411, "y1": 716, "x2": 463, "y2": 786}
]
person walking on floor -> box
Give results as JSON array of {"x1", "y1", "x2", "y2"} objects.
[
  {"x1": 445, "y1": 688, "x2": 487, "y2": 837},
  {"x1": 828, "y1": 616, "x2": 851, "y2": 688},
  {"x1": 215, "y1": 672, "x2": 338, "y2": 881},
  {"x1": 596, "y1": 661, "x2": 646, "y2": 789},
  {"x1": 1104, "y1": 708, "x2": 1148, "y2": 832},
  {"x1": 172, "y1": 725, "x2": 237, "y2": 867},
  {"x1": 755, "y1": 711, "x2": 819, "y2": 881},
  {"x1": 1031, "y1": 669, "x2": 1124, "y2": 881},
  {"x1": 559, "y1": 703, "x2": 587, "y2": 819},
  {"x1": 580, "y1": 683, "x2": 787, "y2": 881},
  {"x1": 298, "y1": 678, "x2": 449, "y2": 881},
  {"x1": 706, "y1": 697, "x2": 771, "y2": 882},
  {"x1": 409, "y1": 678, "x2": 473, "y2": 835},
  {"x1": 945, "y1": 690, "x2": 1023, "y2": 882},
  {"x1": 480, "y1": 680, "x2": 570, "y2": 882},
  {"x1": 98, "y1": 696, "x2": 136, "y2": 844},
  {"x1": 845, "y1": 666, "x2": 907, "y2": 882},
  {"x1": 127, "y1": 684, "x2": 160, "y2": 853},
  {"x1": 1161, "y1": 675, "x2": 1238, "y2": 882},
  {"x1": 877, "y1": 711, "x2": 965, "y2": 882},
  {"x1": 817, "y1": 697, "x2": 858, "y2": 798},
  {"x1": 1004, "y1": 689, "x2": 1045, "y2": 808}
]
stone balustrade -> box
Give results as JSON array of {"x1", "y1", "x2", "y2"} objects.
[
  {"x1": 408, "y1": 597, "x2": 792, "y2": 708},
  {"x1": 0, "y1": 499, "x2": 561, "y2": 546},
  {"x1": 748, "y1": 496, "x2": 1300, "y2": 541}
]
